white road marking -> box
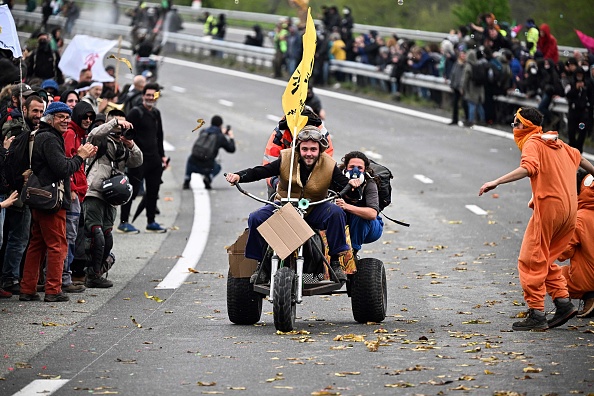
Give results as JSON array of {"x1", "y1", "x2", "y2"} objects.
[
  {"x1": 465, "y1": 204, "x2": 488, "y2": 216},
  {"x1": 267, "y1": 114, "x2": 281, "y2": 122},
  {"x1": 163, "y1": 140, "x2": 176, "y2": 152},
  {"x1": 12, "y1": 379, "x2": 70, "y2": 396},
  {"x1": 414, "y1": 174, "x2": 433, "y2": 184},
  {"x1": 156, "y1": 176, "x2": 210, "y2": 289},
  {"x1": 170, "y1": 85, "x2": 187, "y2": 93},
  {"x1": 218, "y1": 99, "x2": 234, "y2": 107},
  {"x1": 363, "y1": 150, "x2": 383, "y2": 160}
]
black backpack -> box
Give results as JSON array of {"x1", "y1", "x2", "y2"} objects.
[
  {"x1": 368, "y1": 159, "x2": 409, "y2": 227},
  {"x1": 471, "y1": 61, "x2": 489, "y2": 86},
  {"x1": 191, "y1": 130, "x2": 218, "y2": 163}
]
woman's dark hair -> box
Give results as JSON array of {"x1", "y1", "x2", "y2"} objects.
[
  {"x1": 340, "y1": 151, "x2": 376, "y2": 178},
  {"x1": 518, "y1": 107, "x2": 544, "y2": 126}
]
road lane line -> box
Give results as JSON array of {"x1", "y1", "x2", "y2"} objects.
[
  {"x1": 267, "y1": 114, "x2": 281, "y2": 122},
  {"x1": 12, "y1": 379, "x2": 70, "y2": 396},
  {"x1": 156, "y1": 177, "x2": 210, "y2": 289},
  {"x1": 170, "y1": 85, "x2": 187, "y2": 93},
  {"x1": 163, "y1": 140, "x2": 176, "y2": 152},
  {"x1": 414, "y1": 174, "x2": 433, "y2": 184},
  {"x1": 465, "y1": 204, "x2": 488, "y2": 215},
  {"x1": 218, "y1": 99, "x2": 234, "y2": 107}
]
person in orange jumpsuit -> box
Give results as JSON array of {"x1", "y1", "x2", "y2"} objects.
[
  {"x1": 557, "y1": 170, "x2": 594, "y2": 318},
  {"x1": 479, "y1": 107, "x2": 594, "y2": 331},
  {"x1": 262, "y1": 106, "x2": 333, "y2": 197}
]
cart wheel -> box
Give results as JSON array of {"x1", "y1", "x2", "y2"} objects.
[
  {"x1": 227, "y1": 272, "x2": 263, "y2": 325},
  {"x1": 351, "y1": 258, "x2": 387, "y2": 323},
  {"x1": 273, "y1": 267, "x2": 297, "y2": 332}
]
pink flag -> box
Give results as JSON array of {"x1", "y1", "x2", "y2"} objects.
[{"x1": 575, "y1": 29, "x2": 594, "y2": 53}]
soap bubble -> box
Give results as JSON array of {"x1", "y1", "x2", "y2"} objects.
[
  {"x1": 235, "y1": 0, "x2": 239, "y2": 3},
  {"x1": 579, "y1": 122, "x2": 586, "y2": 130},
  {"x1": 398, "y1": 0, "x2": 404, "y2": 5}
]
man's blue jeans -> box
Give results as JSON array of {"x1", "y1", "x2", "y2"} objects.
[
  {"x1": 245, "y1": 202, "x2": 348, "y2": 262},
  {"x1": 348, "y1": 215, "x2": 384, "y2": 251},
  {"x1": 1, "y1": 207, "x2": 31, "y2": 287},
  {"x1": 184, "y1": 156, "x2": 221, "y2": 182}
]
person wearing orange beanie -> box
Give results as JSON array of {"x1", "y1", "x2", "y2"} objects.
[
  {"x1": 479, "y1": 107, "x2": 594, "y2": 331},
  {"x1": 557, "y1": 170, "x2": 594, "y2": 318}
]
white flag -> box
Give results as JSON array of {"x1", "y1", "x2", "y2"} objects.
[
  {"x1": 58, "y1": 35, "x2": 117, "y2": 82},
  {"x1": 0, "y1": 5, "x2": 23, "y2": 58}
]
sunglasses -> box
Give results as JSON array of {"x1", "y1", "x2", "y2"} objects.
[
  {"x1": 83, "y1": 114, "x2": 94, "y2": 120},
  {"x1": 511, "y1": 121, "x2": 522, "y2": 128}
]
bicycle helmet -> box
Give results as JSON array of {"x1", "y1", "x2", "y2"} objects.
[
  {"x1": 296, "y1": 125, "x2": 329, "y2": 153},
  {"x1": 102, "y1": 174, "x2": 133, "y2": 205}
]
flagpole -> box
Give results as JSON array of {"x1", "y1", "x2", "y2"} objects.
[
  {"x1": 115, "y1": 35, "x2": 122, "y2": 95},
  {"x1": 286, "y1": 126, "x2": 298, "y2": 201}
]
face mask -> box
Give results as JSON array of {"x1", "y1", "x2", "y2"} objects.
[{"x1": 343, "y1": 167, "x2": 365, "y2": 183}]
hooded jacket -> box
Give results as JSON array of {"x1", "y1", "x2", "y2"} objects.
[
  {"x1": 64, "y1": 101, "x2": 95, "y2": 201},
  {"x1": 537, "y1": 24, "x2": 559, "y2": 64},
  {"x1": 85, "y1": 118, "x2": 143, "y2": 203}
]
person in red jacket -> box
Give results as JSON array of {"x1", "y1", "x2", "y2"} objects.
[
  {"x1": 479, "y1": 107, "x2": 594, "y2": 331},
  {"x1": 557, "y1": 170, "x2": 594, "y2": 318},
  {"x1": 62, "y1": 101, "x2": 96, "y2": 293},
  {"x1": 538, "y1": 23, "x2": 559, "y2": 64}
]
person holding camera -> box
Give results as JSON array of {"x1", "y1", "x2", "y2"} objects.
[
  {"x1": 83, "y1": 110, "x2": 142, "y2": 287},
  {"x1": 183, "y1": 115, "x2": 235, "y2": 190}
]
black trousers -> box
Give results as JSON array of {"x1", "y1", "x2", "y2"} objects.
[{"x1": 120, "y1": 161, "x2": 163, "y2": 225}]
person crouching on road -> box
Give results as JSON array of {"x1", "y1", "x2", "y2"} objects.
[
  {"x1": 557, "y1": 169, "x2": 594, "y2": 318},
  {"x1": 225, "y1": 126, "x2": 362, "y2": 284},
  {"x1": 19, "y1": 102, "x2": 97, "y2": 303},
  {"x1": 83, "y1": 109, "x2": 143, "y2": 288},
  {"x1": 479, "y1": 106, "x2": 594, "y2": 331},
  {"x1": 336, "y1": 151, "x2": 383, "y2": 257}
]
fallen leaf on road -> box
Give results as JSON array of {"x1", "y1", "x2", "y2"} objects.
[{"x1": 144, "y1": 291, "x2": 164, "y2": 303}]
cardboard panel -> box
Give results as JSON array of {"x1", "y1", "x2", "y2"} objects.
[
  {"x1": 257, "y1": 204, "x2": 314, "y2": 260},
  {"x1": 228, "y1": 229, "x2": 258, "y2": 278}
]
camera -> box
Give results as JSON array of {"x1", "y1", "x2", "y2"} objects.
[
  {"x1": 225, "y1": 125, "x2": 231, "y2": 133},
  {"x1": 123, "y1": 128, "x2": 136, "y2": 140}
]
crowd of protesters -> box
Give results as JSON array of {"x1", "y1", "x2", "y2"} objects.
[
  {"x1": 0, "y1": 21, "x2": 171, "y2": 300},
  {"x1": 267, "y1": 8, "x2": 594, "y2": 153}
]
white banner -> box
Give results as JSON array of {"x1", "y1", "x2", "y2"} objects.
[
  {"x1": 0, "y1": 5, "x2": 23, "y2": 58},
  {"x1": 58, "y1": 35, "x2": 117, "y2": 82}
]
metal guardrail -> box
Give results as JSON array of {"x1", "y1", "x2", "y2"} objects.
[{"x1": 11, "y1": 9, "x2": 569, "y2": 115}]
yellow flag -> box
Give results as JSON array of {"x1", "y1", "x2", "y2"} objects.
[{"x1": 281, "y1": 8, "x2": 316, "y2": 137}]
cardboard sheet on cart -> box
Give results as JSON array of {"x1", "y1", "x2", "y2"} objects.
[{"x1": 257, "y1": 203, "x2": 314, "y2": 260}]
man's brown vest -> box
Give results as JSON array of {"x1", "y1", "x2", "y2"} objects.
[{"x1": 276, "y1": 148, "x2": 335, "y2": 202}]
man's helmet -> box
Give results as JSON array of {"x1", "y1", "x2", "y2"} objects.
[
  {"x1": 296, "y1": 125, "x2": 329, "y2": 153},
  {"x1": 102, "y1": 174, "x2": 133, "y2": 205}
]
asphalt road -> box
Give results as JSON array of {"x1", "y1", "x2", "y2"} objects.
[{"x1": 1, "y1": 52, "x2": 594, "y2": 396}]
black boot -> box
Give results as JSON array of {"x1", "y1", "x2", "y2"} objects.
[
  {"x1": 512, "y1": 308, "x2": 548, "y2": 331},
  {"x1": 547, "y1": 298, "x2": 577, "y2": 328},
  {"x1": 330, "y1": 260, "x2": 347, "y2": 283},
  {"x1": 249, "y1": 262, "x2": 269, "y2": 284}
]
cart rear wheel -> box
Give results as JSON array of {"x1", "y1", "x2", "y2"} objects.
[
  {"x1": 227, "y1": 272, "x2": 263, "y2": 325},
  {"x1": 351, "y1": 258, "x2": 387, "y2": 323},
  {"x1": 273, "y1": 267, "x2": 297, "y2": 332}
]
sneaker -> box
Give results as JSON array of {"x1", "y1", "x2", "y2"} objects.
[
  {"x1": 512, "y1": 308, "x2": 548, "y2": 331},
  {"x1": 547, "y1": 298, "x2": 577, "y2": 328},
  {"x1": 0, "y1": 288, "x2": 12, "y2": 298},
  {"x1": 62, "y1": 283, "x2": 86, "y2": 293},
  {"x1": 85, "y1": 275, "x2": 114, "y2": 288},
  {"x1": 183, "y1": 181, "x2": 190, "y2": 190},
  {"x1": 203, "y1": 175, "x2": 212, "y2": 190},
  {"x1": 71, "y1": 275, "x2": 86, "y2": 285},
  {"x1": 577, "y1": 292, "x2": 594, "y2": 318},
  {"x1": 146, "y1": 222, "x2": 167, "y2": 233},
  {"x1": 3, "y1": 282, "x2": 20, "y2": 294},
  {"x1": 19, "y1": 293, "x2": 41, "y2": 301},
  {"x1": 249, "y1": 262, "x2": 269, "y2": 284},
  {"x1": 330, "y1": 260, "x2": 347, "y2": 283},
  {"x1": 44, "y1": 292, "x2": 69, "y2": 302},
  {"x1": 117, "y1": 222, "x2": 140, "y2": 234}
]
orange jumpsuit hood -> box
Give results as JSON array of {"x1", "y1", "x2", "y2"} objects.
[{"x1": 578, "y1": 174, "x2": 594, "y2": 210}]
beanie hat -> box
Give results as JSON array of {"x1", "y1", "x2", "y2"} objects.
[
  {"x1": 44, "y1": 101, "x2": 72, "y2": 116},
  {"x1": 41, "y1": 79, "x2": 59, "y2": 91}
]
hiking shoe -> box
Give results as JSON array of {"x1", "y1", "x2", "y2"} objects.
[
  {"x1": 577, "y1": 292, "x2": 594, "y2": 318},
  {"x1": 249, "y1": 262, "x2": 269, "y2": 284},
  {"x1": 44, "y1": 292, "x2": 69, "y2": 302},
  {"x1": 71, "y1": 275, "x2": 86, "y2": 285},
  {"x1": 330, "y1": 260, "x2": 347, "y2": 283},
  {"x1": 62, "y1": 283, "x2": 86, "y2": 293},
  {"x1": 512, "y1": 308, "x2": 548, "y2": 331},
  {"x1": 19, "y1": 293, "x2": 41, "y2": 301},
  {"x1": 85, "y1": 275, "x2": 114, "y2": 288},
  {"x1": 117, "y1": 222, "x2": 140, "y2": 234},
  {"x1": 183, "y1": 180, "x2": 190, "y2": 190},
  {"x1": 0, "y1": 288, "x2": 12, "y2": 298},
  {"x1": 146, "y1": 222, "x2": 167, "y2": 233},
  {"x1": 2, "y1": 282, "x2": 20, "y2": 294},
  {"x1": 547, "y1": 298, "x2": 577, "y2": 328},
  {"x1": 203, "y1": 175, "x2": 212, "y2": 190}
]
